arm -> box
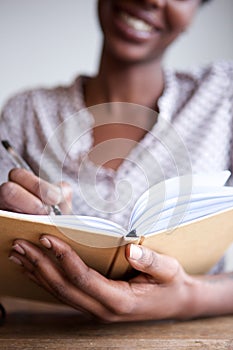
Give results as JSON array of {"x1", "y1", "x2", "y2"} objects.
[
  {"x1": 191, "y1": 272, "x2": 233, "y2": 318},
  {"x1": 9, "y1": 236, "x2": 233, "y2": 322}
]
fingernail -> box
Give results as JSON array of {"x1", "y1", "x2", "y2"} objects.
[
  {"x1": 129, "y1": 245, "x2": 142, "y2": 260},
  {"x1": 47, "y1": 186, "x2": 62, "y2": 204},
  {"x1": 9, "y1": 255, "x2": 23, "y2": 266},
  {"x1": 12, "y1": 244, "x2": 25, "y2": 255},
  {"x1": 40, "y1": 237, "x2": 52, "y2": 249}
]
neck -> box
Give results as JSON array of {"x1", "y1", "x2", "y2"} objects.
[{"x1": 85, "y1": 46, "x2": 165, "y2": 111}]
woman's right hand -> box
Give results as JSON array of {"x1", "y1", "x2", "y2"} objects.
[{"x1": 0, "y1": 168, "x2": 72, "y2": 214}]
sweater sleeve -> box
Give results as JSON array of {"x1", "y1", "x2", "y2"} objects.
[{"x1": 0, "y1": 91, "x2": 32, "y2": 184}]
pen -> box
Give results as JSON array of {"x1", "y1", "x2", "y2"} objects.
[
  {"x1": 1, "y1": 140, "x2": 62, "y2": 215},
  {"x1": 126, "y1": 229, "x2": 137, "y2": 237}
]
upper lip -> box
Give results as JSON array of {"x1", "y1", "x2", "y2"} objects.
[{"x1": 114, "y1": 2, "x2": 164, "y2": 32}]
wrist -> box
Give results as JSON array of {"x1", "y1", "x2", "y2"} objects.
[
  {"x1": 183, "y1": 276, "x2": 207, "y2": 319},
  {"x1": 179, "y1": 273, "x2": 233, "y2": 319},
  {"x1": 174, "y1": 274, "x2": 201, "y2": 320}
]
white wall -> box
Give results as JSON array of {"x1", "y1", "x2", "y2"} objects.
[
  {"x1": 164, "y1": 0, "x2": 233, "y2": 69},
  {"x1": 1, "y1": 0, "x2": 233, "y2": 109},
  {"x1": 0, "y1": 0, "x2": 100, "y2": 108},
  {"x1": 1, "y1": 0, "x2": 233, "y2": 269}
]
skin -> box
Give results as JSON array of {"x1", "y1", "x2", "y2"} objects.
[
  {"x1": 9, "y1": 236, "x2": 233, "y2": 322},
  {"x1": 0, "y1": 168, "x2": 72, "y2": 214},
  {"x1": 2, "y1": 0, "x2": 233, "y2": 321}
]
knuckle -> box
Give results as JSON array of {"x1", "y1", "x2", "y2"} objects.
[
  {"x1": 110, "y1": 298, "x2": 135, "y2": 317},
  {"x1": 73, "y1": 269, "x2": 90, "y2": 289},
  {"x1": 31, "y1": 257, "x2": 40, "y2": 268},
  {"x1": 169, "y1": 257, "x2": 183, "y2": 279},
  {"x1": 171, "y1": 256, "x2": 180, "y2": 270},
  {"x1": 55, "y1": 245, "x2": 72, "y2": 262},
  {"x1": 55, "y1": 250, "x2": 66, "y2": 261},
  {"x1": 32, "y1": 201, "x2": 47, "y2": 214},
  {"x1": 30, "y1": 251, "x2": 47, "y2": 270},
  {"x1": 51, "y1": 282, "x2": 67, "y2": 299},
  {"x1": 25, "y1": 259, "x2": 40, "y2": 275},
  {"x1": 0, "y1": 182, "x2": 18, "y2": 203},
  {"x1": 141, "y1": 250, "x2": 158, "y2": 270},
  {"x1": 31, "y1": 179, "x2": 41, "y2": 197},
  {"x1": 31, "y1": 253, "x2": 48, "y2": 269}
]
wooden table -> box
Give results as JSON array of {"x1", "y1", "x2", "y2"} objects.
[{"x1": 0, "y1": 298, "x2": 232, "y2": 350}]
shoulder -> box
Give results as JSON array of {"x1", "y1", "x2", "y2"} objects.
[
  {"x1": 171, "y1": 61, "x2": 233, "y2": 92},
  {"x1": 1, "y1": 75, "x2": 85, "y2": 122},
  {"x1": 164, "y1": 61, "x2": 233, "y2": 111}
]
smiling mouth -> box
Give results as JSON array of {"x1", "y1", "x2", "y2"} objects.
[{"x1": 119, "y1": 11, "x2": 153, "y2": 33}]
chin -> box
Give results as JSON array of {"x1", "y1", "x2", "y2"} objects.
[{"x1": 104, "y1": 37, "x2": 162, "y2": 65}]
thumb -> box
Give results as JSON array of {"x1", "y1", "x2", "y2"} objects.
[
  {"x1": 126, "y1": 244, "x2": 182, "y2": 284},
  {"x1": 55, "y1": 181, "x2": 73, "y2": 214}
]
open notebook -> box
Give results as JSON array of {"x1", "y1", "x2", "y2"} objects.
[{"x1": 0, "y1": 171, "x2": 233, "y2": 302}]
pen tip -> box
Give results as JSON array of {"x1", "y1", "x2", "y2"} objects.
[
  {"x1": 126, "y1": 229, "x2": 137, "y2": 238},
  {"x1": 1, "y1": 140, "x2": 11, "y2": 150}
]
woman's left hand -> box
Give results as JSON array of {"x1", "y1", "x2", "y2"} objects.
[{"x1": 9, "y1": 235, "x2": 196, "y2": 322}]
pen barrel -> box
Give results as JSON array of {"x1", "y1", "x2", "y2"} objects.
[{"x1": 8, "y1": 149, "x2": 32, "y2": 172}]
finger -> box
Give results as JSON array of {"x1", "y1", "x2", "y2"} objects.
[
  {"x1": 10, "y1": 240, "x2": 114, "y2": 319},
  {"x1": 39, "y1": 235, "x2": 136, "y2": 315},
  {"x1": 126, "y1": 244, "x2": 183, "y2": 284},
  {"x1": 9, "y1": 250, "x2": 90, "y2": 315},
  {"x1": 0, "y1": 181, "x2": 49, "y2": 214},
  {"x1": 9, "y1": 246, "x2": 56, "y2": 291},
  {"x1": 56, "y1": 181, "x2": 72, "y2": 214},
  {"x1": 9, "y1": 168, "x2": 62, "y2": 206},
  {"x1": 23, "y1": 268, "x2": 90, "y2": 316},
  {"x1": 9, "y1": 251, "x2": 56, "y2": 296}
]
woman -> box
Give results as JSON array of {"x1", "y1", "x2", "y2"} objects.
[{"x1": 0, "y1": 0, "x2": 233, "y2": 322}]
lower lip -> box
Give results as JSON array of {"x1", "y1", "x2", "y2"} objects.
[{"x1": 113, "y1": 12, "x2": 157, "y2": 43}]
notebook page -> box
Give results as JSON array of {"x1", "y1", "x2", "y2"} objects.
[
  {"x1": 129, "y1": 171, "x2": 231, "y2": 229},
  {"x1": 131, "y1": 187, "x2": 233, "y2": 231},
  {"x1": 130, "y1": 171, "x2": 231, "y2": 225}
]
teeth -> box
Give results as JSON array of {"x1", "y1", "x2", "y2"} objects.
[{"x1": 120, "y1": 12, "x2": 153, "y2": 32}]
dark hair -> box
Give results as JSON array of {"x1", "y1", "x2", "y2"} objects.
[{"x1": 202, "y1": 0, "x2": 212, "y2": 3}]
